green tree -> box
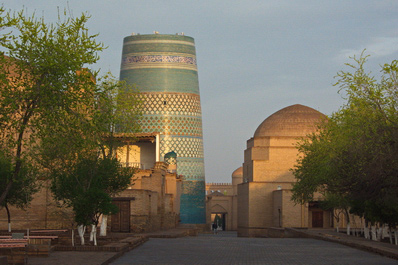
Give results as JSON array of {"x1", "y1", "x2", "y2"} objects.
[
  {"x1": 0, "y1": 7, "x2": 105, "y2": 206},
  {"x1": 0, "y1": 149, "x2": 38, "y2": 232},
  {"x1": 0, "y1": 7, "x2": 141, "y2": 243},
  {"x1": 94, "y1": 75, "x2": 142, "y2": 159},
  {"x1": 292, "y1": 54, "x2": 398, "y2": 241},
  {"x1": 319, "y1": 193, "x2": 351, "y2": 233},
  {"x1": 51, "y1": 156, "x2": 134, "y2": 245},
  {"x1": 36, "y1": 74, "x2": 141, "y2": 172}
]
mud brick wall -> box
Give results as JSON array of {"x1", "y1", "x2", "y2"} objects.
[{"x1": 0, "y1": 181, "x2": 74, "y2": 230}]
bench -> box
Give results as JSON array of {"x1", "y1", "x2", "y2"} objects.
[
  {"x1": 30, "y1": 229, "x2": 67, "y2": 233},
  {"x1": 0, "y1": 239, "x2": 27, "y2": 243},
  {"x1": 0, "y1": 239, "x2": 28, "y2": 246},
  {"x1": 0, "y1": 239, "x2": 27, "y2": 264},
  {"x1": 0, "y1": 243, "x2": 27, "y2": 248},
  {"x1": 0, "y1": 236, "x2": 58, "y2": 239},
  {"x1": 25, "y1": 236, "x2": 58, "y2": 239},
  {"x1": 0, "y1": 236, "x2": 57, "y2": 257}
]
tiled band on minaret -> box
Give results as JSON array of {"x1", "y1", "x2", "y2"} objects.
[{"x1": 120, "y1": 34, "x2": 206, "y2": 224}]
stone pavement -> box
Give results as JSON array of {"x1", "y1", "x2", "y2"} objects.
[
  {"x1": 28, "y1": 251, "x2": 117, "y2": 265},
  {"x1": 27, "y1": 227, "x2": 195, "y2": 265},
  {"x1": 110, "y1": 231, "x2": 397, "y2": 265},
  {"x1": 27, "y1": 228, "x2": 398, "y2": 265},
  {"x1": 289, "y1": 228, "x2": 398, "y2": 260}
]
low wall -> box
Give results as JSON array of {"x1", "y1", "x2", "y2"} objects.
[{"x1": 267, "y1": 227, "x2": 307, "y2": 238}]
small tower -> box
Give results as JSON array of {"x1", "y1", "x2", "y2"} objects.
[
  {"x1": 164, "y1": 151, "x2": 177, "y2": 174},
  {"x1": 119, "y1": 33, "x2": 206, "y2": 224}
]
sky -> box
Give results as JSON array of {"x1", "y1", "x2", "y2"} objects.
[{"x1": 5, "y1": 1, "x2": 398, "y2": 183}]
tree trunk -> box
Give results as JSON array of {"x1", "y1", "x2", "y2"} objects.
[
  {"x1": 72, "y1": 229, "x2": 75, "y2": 247},
  {"x1": 5, "y1": 204, "x2": 11, "y2": 232},
  {"x1": 0, "y1": 107, "x2": 34, "y2": 206},
  {"x1": 344, "y1": 210, "x2": 350, "y2": 235},
  {"x1": 364, "y1": 225, "x2": 369, "y2": 239},
  {"x1": 371, "y1": 225, "x2": 377, "y2": 241},
  {"x1": 100, "y1": 215, "x2": 107, "y2": 236},
  {"x1": 395, "y1": 230, "x2": 398, "y2": 245},
  {"x1": 77, "y1": 225, "x2": 86, "y2": 245},
  {"x1": 377, "y1": 226, "x2": 382, "y2": 241},
  {"x1": 0, "y1": 182, "x2": 13, "y2": 207},
  {"x1": 381, "y1": 224, "x2": 387, "y2": 239},
  {"x1": 389, "y1": 227, "x2": 393, "y2": 244},
  {"x1": 90, "y1": 226, "x2": 94, "y2": 242},
  {"x1": 92, "y1": 224, "x2": 97, "y2": 246},
  {"x1": 90, "y1": 224, "x2": 97, "y2": 246}
]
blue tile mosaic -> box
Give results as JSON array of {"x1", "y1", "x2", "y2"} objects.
[{"x1": 120, "y1": 34, "x2": 206, "y2": 224}]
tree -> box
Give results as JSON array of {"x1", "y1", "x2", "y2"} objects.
[
  {"x1": 319, "y1": 193, "x2": 351, "y2": 234},
  {"x1": 94, "y1": 75, "x2": 142, "y2": 159},
  {"x1": 292, "y1": 54, "x2": 398, "y2": 243},
  {"x1": 0, "y1": 7, "x2": 142, "y2": 244},
  {"x1": 51, "y1": 156, "x2": 134, "y2": 245},
  {"x1": 0, "y1": 149, "x2": 38, "y2": 232},
  {"x1": 38, "y1": 73, "x2": 141, "y2": 239},
  {"x1": 0, "y1": 7, "x2": 105, "y2": 207}
]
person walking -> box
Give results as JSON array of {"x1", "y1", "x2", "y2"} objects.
[{"x1": 212, "y1": 222, "x2": 218, "y2": 234}]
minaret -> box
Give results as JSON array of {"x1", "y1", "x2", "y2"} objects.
[{"x1": 119, "y1": 33, "x2": 206, "y2": 224}]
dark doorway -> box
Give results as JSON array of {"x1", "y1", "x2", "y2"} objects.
[
  {"x1": 312, "y1": 211, "x2": 323, "y2": 228},
  {"x1": 111, "y1": 200, "x2": 130, "y2": 232},
  {"x1": 213, "y1": 213, "x2": 226, "y2": 230}
]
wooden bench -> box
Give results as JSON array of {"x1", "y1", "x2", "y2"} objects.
[
  {"x1": 30, "y1": 229, "x2": 67, "y2": 233},
  {"x1": 0, "y1": 239, "x2": 28, "y2": 247},
  {"x1": 25, "y1": 236, "x2": 58, "y2": 239},
  {"x1": 0, "y1": 236, "x2": 57, "y2": 257},
  {"x1": 0, "y1": 243, "x2": 27, "y2": 248},
  {"x1": 0, "y1": 239, "x2": 27, "y2": 265},
  {"x1": 0, "y1": 236, "x2": 58, "y2": 240},
  {"x1": 0, "y1": 239, "x2": 27, "y2": 243}
]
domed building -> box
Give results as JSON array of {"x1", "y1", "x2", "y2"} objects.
[{"x1": 237, "y1": 104, "x2": 330, "y2": 237}]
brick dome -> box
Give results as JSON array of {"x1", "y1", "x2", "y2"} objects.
[
  {"x1": 232, "y1": 167, "x2": 243, "y2": 178},
  {"x1": 253, "y1": 104, "x2": 326, "y2": 138}
]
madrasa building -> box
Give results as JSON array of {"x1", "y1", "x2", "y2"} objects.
[
  {"x1": 1, "y1": 33, "x2": 348, "y2": 235},
  {"x1": 0, "y1": 32, "x2": 206, "y2": 232},
  {"x1": 206, "y1": 104, "x2": 339, "y2": 236}
]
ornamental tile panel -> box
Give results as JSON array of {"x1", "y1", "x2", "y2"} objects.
[
  {"x1": 122, "y1": 55, "x2": 196, "y2": 65},
  {"x1": 138, "y1": 93, "x2": 201, "y2": 116},
  {"x1": 159, "y1": 136, "x2": 204, "y2": 159}
]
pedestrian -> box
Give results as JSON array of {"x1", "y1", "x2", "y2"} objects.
[{"x1": 212, "y1": 222, "x2": 218, "y2": 234}]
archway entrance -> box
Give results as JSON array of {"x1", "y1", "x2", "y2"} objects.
[{"x1": 211, "y1": 213, "x2": 226, "y2": 231}]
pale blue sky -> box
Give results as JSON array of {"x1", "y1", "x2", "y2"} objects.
[{"x1": 5, "y1": 1, "x2": 398, "y2": 182}]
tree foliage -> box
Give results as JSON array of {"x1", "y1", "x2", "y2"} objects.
[
  {"x1": 292, "y1": 53, "x2": 398, "y2": 228},
  {"x1": 51, "y1": 156, "x2": 134, "y2": 227},
  {"x1": 0, "y1": 7, "x2": 105, "y2": 206},
  {"x1": 0, "y1": 148, "x2": 38, "y2": 227},
  {"x1": 0, "y1": 6, "x2": 141, "y2": 218}
]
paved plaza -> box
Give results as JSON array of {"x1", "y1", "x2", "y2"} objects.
[{"x1": 110, "y1": 232, "x2": 398, "y2": 265}]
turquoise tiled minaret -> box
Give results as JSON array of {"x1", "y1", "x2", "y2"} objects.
[{"x1": 119, "y1": 33, "x2": 206, "y2": 224}]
